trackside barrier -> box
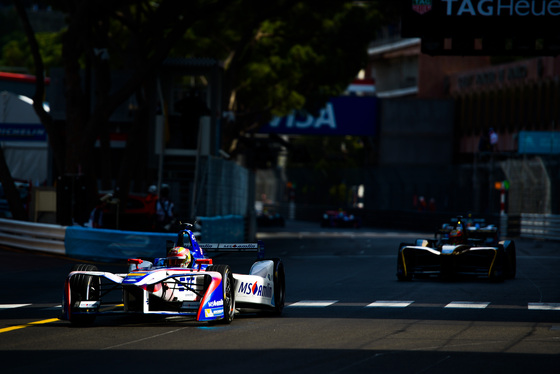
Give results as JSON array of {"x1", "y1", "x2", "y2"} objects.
[
  {"x1": 65, "y1": 226, "x2": 176, "y2": 261},
  {"x1": 66, "y1": 214, "x2": 244, "y2": 261},
  {"x1": 0, "y1": 215, "x2": 247, "y2": 261},
  {"x1": 0, "y1": 218, "x2": 66, "y2": 255},
  {"x1": 520, "y1": 213, "x2": 560, "y2": 241}
]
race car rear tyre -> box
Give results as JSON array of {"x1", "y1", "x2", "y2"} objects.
[
  {"x1": 66, "y1": 264, "x2": 100, "y2": 326},
  {"x1": 271, "y1": 258, "x2": 285, "y2": 316},
  {"x1": 502, "y1": 241, "x2": 517, "y2": 279},
  {"x1": 207, "y1": 265, "x2": 235, "y2": 324}
]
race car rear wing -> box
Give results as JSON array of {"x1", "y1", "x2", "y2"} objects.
[
  {"x1": 166, "y1": 239, "x2": 265, "y2": 259},
  {"x1": 200, "y1": 241, "x2": 265, "y2": 259}
]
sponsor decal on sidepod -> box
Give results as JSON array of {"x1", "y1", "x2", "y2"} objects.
[{"x1": 238, "y1": 281, "x2": 273, "y2": 298}]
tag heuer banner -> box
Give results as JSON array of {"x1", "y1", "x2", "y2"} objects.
[
  {"x1": 403, "y1": 0, "x2": 560, "y2": 38},
  {"x1": 412, "y1": 0, "x2": 432, "y2": 15}
]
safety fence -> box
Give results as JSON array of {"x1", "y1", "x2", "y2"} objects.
[
  {"x1": 194, "y1": 156, "x2": 250, "y2": 217},
  {"x1": 520, "y1": 213, "x2": 560, "y2": 241},
  {"x1": 0, "y1": 215, "x2": 245, "y2": 262}
]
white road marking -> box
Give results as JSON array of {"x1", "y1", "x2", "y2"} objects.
[
  {"x1": 445, "y1": 301, "x2": 490, "y2": 309},
  {"x1": 43, "y1": 305, "x2": 62, "y2": 310},
  {"x1": 4, "y1": 301, "x2": 560, "y2": 312},
  {"x1": 366, "y1": 301, "x2": 413, "y2": 308},
  {"x1": 0, "y1": 304, "x2": 31, "y2": 309},
  {"x1": 528, "y1": 303, "x2": 560, "y2": 310},
  {"x1": 288, "y1": 300, "x2": 338, "y2": 307}
]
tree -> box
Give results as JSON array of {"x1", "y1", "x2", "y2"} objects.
[
  {"x1": 178, "y1": 0, "x2": 380, "y2": 156},
  {"x1": 6, "y1": 0, "x2": 383, "y2": 223},
  {"x1": 12, "y1": 0, "x2": 227, "y2": 223}
]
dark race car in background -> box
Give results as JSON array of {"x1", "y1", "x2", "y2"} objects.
[
  {"x1": 396, "y1": 216, "x2": 516, "y2": 282},
  {"x1": 256, "y1": 205, "x2": 285, "y2": 228},
  {"x1": 321, "y1": 209, "x2": 361, "y2": 228}
]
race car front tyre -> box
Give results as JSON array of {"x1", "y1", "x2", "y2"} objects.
[
  {"x1": 66, "y1": 264, "x2": 100, "y2": 326},
  {"x1": 397, "y1": 244, "x2": 412, "y2": 281},
  {"x1": 489, "y1": 248, "x2": 505, "y2": 283},
  {"x1": 252, "y1": 258, "x2": 286, "y2": 315},
  {"x1": 207, "y1": 265, "x2": 235, "y2": 324}
]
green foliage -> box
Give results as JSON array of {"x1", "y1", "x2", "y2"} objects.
[
  {"x1": 4, "y1": 1, "x2": 380, "y2": 124},
  {"x1": 176, "y1": 0, "x2": 380, "y2": 120},
  {"x1": 240, "y1": 2, "x2": 378, "y2": 118},
  {"x1": 36, "y1": 32, "x2": 63, "y2": 70},
  {"x1": 4, "y1": 0, "x2": 382, "y2": 179},
  {"x1": 0, "y1": 32, "x2": 63, "y2": 73}
]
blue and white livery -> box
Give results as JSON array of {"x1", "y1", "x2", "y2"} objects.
[{"x1": 62, "y1": 224, "x2": 285, "y2": 326}]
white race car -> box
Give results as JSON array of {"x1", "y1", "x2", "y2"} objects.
[{"x1": 62, "y1": 225, "x2": 285, "y2": 325}]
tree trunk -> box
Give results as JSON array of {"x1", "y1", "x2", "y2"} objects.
[{"x1": 13, "y1": 0, "x2": 65, "y2": 175}]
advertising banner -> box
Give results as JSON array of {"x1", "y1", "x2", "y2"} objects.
[
  {"x1": 518, "y1": 131, "x2": 560, "y2": 154},
  {"x1": 402, "y1": 0, "x2": 560, "y2": 39},
  {"x1": 259, "y1": 96, "x2": 378, "y2": 136},
  {"x1": 0, "y1": 123, "x2": 47, "y2": 142}
]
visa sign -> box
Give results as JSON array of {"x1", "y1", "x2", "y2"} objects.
[
  {"x1": 259, "y1": 96, "x2": 378, "y2": 136},
  {"x1": 270, "y1": 103, "x2": 336, "y2": 131}
]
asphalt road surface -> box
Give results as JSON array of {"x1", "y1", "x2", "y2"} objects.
[{"x1": 0, "y1": 220, "x2": 559, "y2": 373}]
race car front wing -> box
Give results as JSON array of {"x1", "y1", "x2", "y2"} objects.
[
  {"x1": 63, "y1": 268, "x2": 227, "y2": 323},
  {"x1": 398, "y1": 244, "x2": 503, "y2": 280}
]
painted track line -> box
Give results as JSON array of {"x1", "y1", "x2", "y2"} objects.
[
  {"x1": 367, "y1": 301, "x2": 414, "y2": 308},
  {"x1": 445, "y1": 301, "x2": 490, "y2": 309},
  {"x1": 528, "y1": 303, "x2": 560, "y2": 311},
  {"x1": 289, "y1": 300, "x2": 338, "y2": 307},
  {"x1": 0, "y1": 318, "x2": 59, "y2": 334}
]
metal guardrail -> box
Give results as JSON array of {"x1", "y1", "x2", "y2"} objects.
[
  {"x1": 520, "y1": 213, "x2": 560, "y2": 241},
  {"x1": 0, "y1": 218, "x2": 66, "y2": 255}
]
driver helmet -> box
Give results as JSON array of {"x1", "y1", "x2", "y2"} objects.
[
  {"x1": 449, "y1": 228, "x2": 464, "y2": 244},
  {"x1": 167, "y1": 246, "x2": 192, "y2": 267}
]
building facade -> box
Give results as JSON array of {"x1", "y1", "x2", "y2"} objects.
[{"x1": 364, "y1": 23, "x2": 560, "y2": 216}]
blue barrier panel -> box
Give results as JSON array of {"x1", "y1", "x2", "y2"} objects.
[
  {"x1": 65, "y1": 215, "x2": 244, "y2": 262},
  {"x1": 65, "y1": 226, "x2": 176, "y2": 262}
]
